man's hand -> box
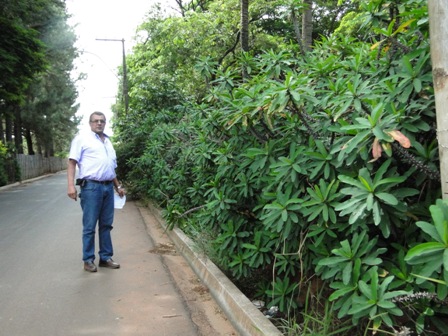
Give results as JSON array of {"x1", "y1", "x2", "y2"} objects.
[
  {"x1": 117, "y1": 187, "x2": 126, "y2": 198},
  {"x1": 68, "y1": 185, "x2": 77, "y2": 201}
]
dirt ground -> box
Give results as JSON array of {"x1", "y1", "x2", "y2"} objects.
[{"x1": 138, "y1": 204, "x2": 239, "y2": 336}]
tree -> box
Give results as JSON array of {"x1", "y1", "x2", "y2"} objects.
[
  {"x1": 0, "y1": 17, "x2": 46, "y2": 146},
  {"x1": 0, "y1": 18, "x2": 46, "y2": 106},
  {"x1": 0, "y1": 0, "x2": 79, "y2": 156},
  {"x1": 25, "y1": 0, "x2": 79, "y2": 156},
  {"x1": 428, "y1": 1, "x2": 448, "y2": 197}
]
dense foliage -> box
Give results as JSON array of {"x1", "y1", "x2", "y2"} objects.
[
  {"x1": 114, "y1": 0, "x2": 447, "y2": 334},
  {"x1": 0, "y1": 0, "x2": 79, "y2": 184}
]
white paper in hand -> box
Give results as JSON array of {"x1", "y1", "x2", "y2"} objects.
[{"x1": 114, "y1": 194, "x2": 126, "y2": 209}]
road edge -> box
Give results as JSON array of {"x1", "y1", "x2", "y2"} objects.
[{"x1": 0, "y1": 173, "x2": 55, "y2": 192}]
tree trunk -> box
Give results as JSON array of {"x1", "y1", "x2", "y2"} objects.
[
  {"x1": 4, "y1": 112, "x2": 13, "y2": 144},
  {"x1": 37, "y1": 140, "x2": 43, "y2": 156},
  {"x1": 241, "y1": 0, "x2": 249, "y2": 52},
  {"x1": 46, "y1": 139, "x2": 54, "y2": 157},
  {"x1": 291, "y1": 5, "x2": 305, "y2": 56},
  {"x1": 302, "y1": 0, "x2": 313, "y2": 52},
  {"x1": 48, "y1": 147, "x2": 54, "y2": 157},
  {"x1": 428, "y1": 1, "x2": 448, "y2": 198},
  {"x1": 240, "y1": 0, "x2": 250, "y2": 80},
  {"x1": 14, "y1": 108, "x2": 23, "y2": 154},
  {"x1": 0, "y1": 113, "x2": 4, "y2": 144},
  {"x1": 25, "y1": 128, "x2": 35, "y2": 155}
]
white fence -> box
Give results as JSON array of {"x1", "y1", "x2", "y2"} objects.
[{"x1": 16, "y1": 154, "x2": 67, "y2": 181}]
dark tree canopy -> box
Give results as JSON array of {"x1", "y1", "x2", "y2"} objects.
[{"x1": 0, "y1": 0, "x2": 79, "y2": 157}]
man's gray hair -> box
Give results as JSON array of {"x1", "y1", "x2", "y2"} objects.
[{"x1": 90, "y1": 111, "x2": 106, "y2": 122}]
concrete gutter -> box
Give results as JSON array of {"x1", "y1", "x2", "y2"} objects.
[{"x1": 146, "y1": 202, "x2": 283, "y2": 336}]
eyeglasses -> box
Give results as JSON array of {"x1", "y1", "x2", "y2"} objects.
[{"x1": 90, "y1": 119, "x2": 106, "y2": 124}]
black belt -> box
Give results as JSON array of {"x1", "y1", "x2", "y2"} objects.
[{"x1": 86, "y1": 179, "x2": 113, "y2": 185}]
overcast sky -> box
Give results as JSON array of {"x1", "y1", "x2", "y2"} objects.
[{"x1": 65, "y1": 0, "x2": 177, "y2": 134}]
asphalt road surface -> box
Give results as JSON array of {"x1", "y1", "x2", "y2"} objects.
[{"x1": 0, "y1": 172, "x2": 228, "y2": 336}]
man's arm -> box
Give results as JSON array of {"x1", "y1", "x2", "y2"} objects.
[{"x1": 67, "y1": 159, "x2": 78, "y2": 201}]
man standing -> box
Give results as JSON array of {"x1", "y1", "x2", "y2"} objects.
[{"x1": 67, "y1": 111, "x2": 125, "y2": 272}]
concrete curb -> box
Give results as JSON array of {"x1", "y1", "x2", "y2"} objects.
[{"x1": 146, "y1": 202, "x2": 282, "y2": 336}]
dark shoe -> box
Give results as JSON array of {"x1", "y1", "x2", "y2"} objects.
[
  {"x1": 99, "y1": 258, "x2": 120, "y2": 269},
  {"x1": 84, "y1": 261, "x2": 97, "y2": 272}
]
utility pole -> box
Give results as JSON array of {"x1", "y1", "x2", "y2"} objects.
[
  {"x1": 95, "y1": 38, "x2": 129, "y2": 115},
  {"x1": 428, "y1": 1, "x2": 448, "y2": 197}
]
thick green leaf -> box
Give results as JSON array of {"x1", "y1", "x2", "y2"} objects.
[
  {"x1": 342, "y1": 262, "x2": 353, "y2": 285},
  {"x1": 372, "y1": 200, "x2": 382, "y2": 225},
  {"x1": 338, "y1": 175, "x2": 367, "y2": 189},
  {"x1": 431, "y1": 204, "x2": 448, "y2": 244},
  {"x1": 349, "y1": 203, "x2": 367, "y2": 224},
  {"x1": 348, "y1": 298, "x2": 373, "y2": 315},
  {"x1": 335, "y1": 197, "x2": 363, "y2": 212},
  {"x1": 373, "y1": 176, "x2": 406, "y2": 188},
  {"x1": 344, "y1": 130, "x2": 371, "y2": 154},
  {"x1": 329, "y1": 286, "x2": 355, "y2": 301},
  {"x1": 358, "y1": 280, "x2": 373, "y2": 300},
  {"x1": 341, "y1": 119, "x2": 370, "y2": 130},
  {"x1": 413, "y1": 78, "x2": 422, "y2": 92},
  {"x1": 444, "y1": 249, "x2": 448, "y2": 272},
  {"x1": 375, "y1": 192, "x2": 398, "y2": 205},
  {"x1": 322, "y1": 204, "x2": 329, "y2": 221},
  {"x1": 377, "y1": 300, "x2": 396, "y2": 309},
  {"x1": 405, "y1": 242, "x2": 446, "y2": 264},
  {"x1": 339, "y1": 187, "x2": 368, "y2": 197},
  {"x1": 318, "y1": 256, "x2": 348, "y2": 266},
  {"x1": 359, "y1": 176, "x2": 373, "y2": 192},
  {"x1": 416, "y1": 221, "x2": 441, "y2": 243}
]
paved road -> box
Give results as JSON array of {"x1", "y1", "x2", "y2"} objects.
[{"x1": 0, "y1": 172, "x2": 202, "y2": 336}]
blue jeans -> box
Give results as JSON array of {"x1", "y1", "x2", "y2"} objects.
[{"x1": 80, "y1": 181, "x2": 115, "y2": 262}]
